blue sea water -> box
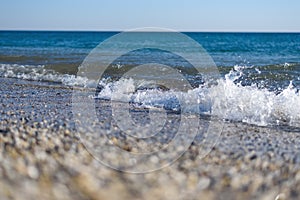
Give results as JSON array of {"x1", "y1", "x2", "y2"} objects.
[
  {"x1": 0, "y1": 31, "x2": 299, "y2": 127},
  {"x1": 0, "y1": 31, "x2": 299, "y2": 86},
  {"x1": 0, "y1": 31, "x2": 299, "y2": 67}
]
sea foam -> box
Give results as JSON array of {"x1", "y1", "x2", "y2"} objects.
[
  {"x1": 94, "y1": 66, "x2": 300, "y2": 127},
  {"x1": 1, "y1": 63, "x2": 299, "y2": 127}
]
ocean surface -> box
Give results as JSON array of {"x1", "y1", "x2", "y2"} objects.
[{"x1": 0, "y1": 31, "x2": 299, "y2": 127}]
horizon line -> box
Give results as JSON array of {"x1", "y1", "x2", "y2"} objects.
[{"x1": 0, "y1": 29, "x2": 300, "y2": 33}]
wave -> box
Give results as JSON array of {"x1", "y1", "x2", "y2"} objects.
[
  {"x1": 94, "y1": 65, "x2": 300, "y2": 127},
  {"x1": 213, "y1": 69, "x2": 300, "y2": 127},
  {"x1": 1, "y1": 63, "x2": 299, "y2": 127},
  {"x1": 95, "y1": 75, "x2": 300, "y2": 128},
  {"x1": 0, "y1": 63, "x2": 96, "y2": 87}
]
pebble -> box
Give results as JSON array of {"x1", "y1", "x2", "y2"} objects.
[
  {"x1": 27, "y1": 165, "x2": 39, "y2": 179},
  {"x1": 197, "y1": 176, "x2": 211, "y2": 190}
]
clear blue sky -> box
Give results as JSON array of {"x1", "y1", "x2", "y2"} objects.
[{"x1": 1, "y1": 0, "x2": 299, "y2": 32}]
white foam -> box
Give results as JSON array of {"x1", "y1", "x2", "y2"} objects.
[
  {"x1": 95, "y1": 66, "x2": 300, "y2": 127},
  {"x1": 0, "y1": 64, "x2": 97, "y2": 87},
  {"x1": 1, "y1": 63, "x2": 299, "y2": 127}
]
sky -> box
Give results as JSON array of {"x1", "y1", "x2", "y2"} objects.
[{"x1": 0, "y1": 0, "x2": 299, "y2": 32}]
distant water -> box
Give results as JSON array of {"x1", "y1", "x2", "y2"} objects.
[{"x1": 0, "y1": 31, "x2": 299, "y2": 127}]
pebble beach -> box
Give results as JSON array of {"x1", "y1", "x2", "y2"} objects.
[{"x1": 1, "y1": 77, "x2": 300, "y2": 200}]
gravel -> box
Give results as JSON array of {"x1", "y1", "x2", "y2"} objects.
[{"x1": 0, "y1": 77, "x2": 299, "y2": 200}]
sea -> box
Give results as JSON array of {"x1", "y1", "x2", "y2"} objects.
[{"x1": 0, "y1": 31, "x2": 299, "y2": 127}]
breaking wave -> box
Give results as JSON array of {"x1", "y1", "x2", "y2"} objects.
[{"x1": 1, "y1": 63, "x2": 299, "y2": 127}]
